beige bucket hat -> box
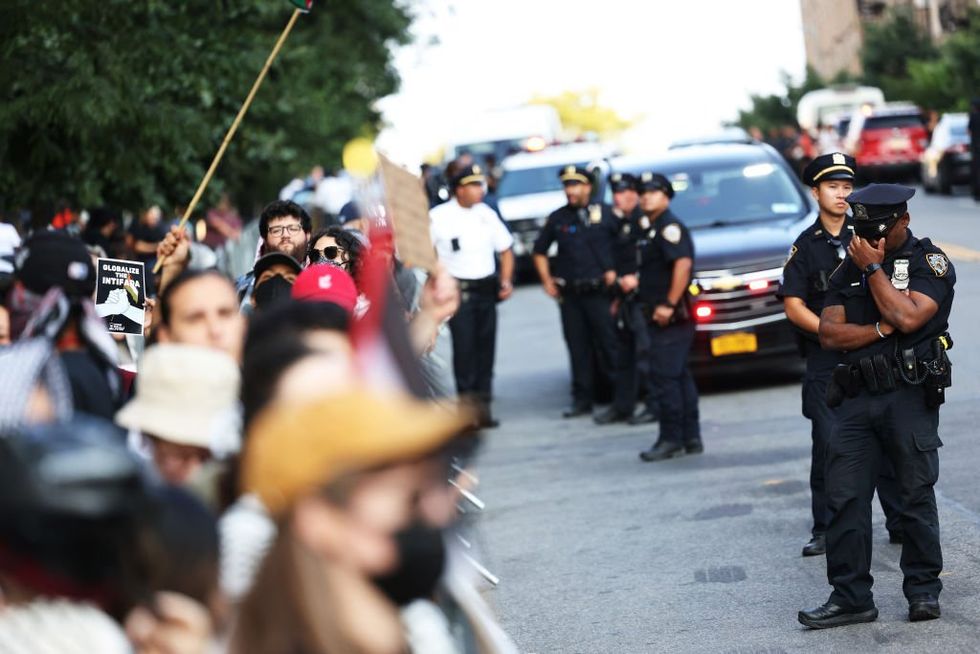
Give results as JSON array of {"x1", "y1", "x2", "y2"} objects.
[{"x1": 116, "y1": 343, "x2": 240, "y2": 449}]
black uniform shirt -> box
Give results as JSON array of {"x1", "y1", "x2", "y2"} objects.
[
  {"x1": 636, "y1": 209, "x2": 694, "y2": 305},
  {"x1": 824, "y1": 230, "x2": 955, "y2": 362},
  {"x1": 533, "y1": 203, "x2": 617, "y2": 282},
  {"x1": 612, "y1": 206, "x2": 644, "y2": 276},
  {"x1": 779, "y1": 218, "x2": 853, "y2": 369}
]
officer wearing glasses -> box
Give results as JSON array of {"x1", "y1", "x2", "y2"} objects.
[{"x1": 800, "y1": 183, "x2": 955, "y2": 629}]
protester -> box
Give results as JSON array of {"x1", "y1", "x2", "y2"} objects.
[
  {"x1": 9, "y1": 231, "x2": 123, "y2": 420},
  {"x1": 155, "y1": 269, "x2": 246, "y2": 362},
  {"x1": 0, "y1": 418, "x2": 153, "y2": 648},
  {"x1": 291, "y1": 263, "x2": 360, "y2": 315},
  {"x1": 307, "y1": 225, "x2": 364, "y2": 275},
  {"x1": 204, "y1": 192, "x2": 244, "y2": 250},
  {"x1": 250, "y1": 252, "x2": 302, "y2": 313},
  {"x1": 116, "y1": 343, "x2": 241, "y2": 487},
  {"x1": 231, "y1": 390, "x2": 472, "y2": 654}
]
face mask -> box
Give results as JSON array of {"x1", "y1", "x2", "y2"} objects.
[
  {"x1": 253, "y1": 275, "x2": 293, "y2": 309},
  {"x1": 373, "y1": 521, "x2": 446, "y2": 606}
]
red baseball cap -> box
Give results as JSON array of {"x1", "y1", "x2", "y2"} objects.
[{"x1": 290, "y1": 264, "x2": 358, "y2": 313}]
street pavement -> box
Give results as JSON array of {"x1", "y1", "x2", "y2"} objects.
[{"x1": 472, "y1": 188, "x2": 980, "y2": 653}]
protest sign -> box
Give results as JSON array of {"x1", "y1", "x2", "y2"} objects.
[
  {"x1": 95, "y1": 258, "x2": 146, "y2": 335},
  {"x1": 378, "y1": 153, "x2": 438, "y2": 272}
]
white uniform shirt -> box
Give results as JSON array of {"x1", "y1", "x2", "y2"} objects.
[{"x1": 430, "y1": 199, "x2": 513, "y2": 280}]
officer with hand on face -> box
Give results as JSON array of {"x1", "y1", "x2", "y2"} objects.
[
  {"x1": 633, "y1": 172, "x2": 702, "y2": 462},
  {"x1": 533, "y1": 165, "x2": 619, "y2": 419},
  {"x1": 800, "y1": 183, "x2": 954, "y2": 629},
  {"x1": 780, "y1": 153, "x2": 903, "y2": 559},
  {"x1": 595, "y1": 172, "x2": 658, "y2": 426}
]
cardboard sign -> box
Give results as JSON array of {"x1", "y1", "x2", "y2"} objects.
[
  {"x1": 379, "y1": 153, "x2": 438, "y2": 272},
  {"x1": 94, "y1": 258, "x2": 146, "y2": 335}
]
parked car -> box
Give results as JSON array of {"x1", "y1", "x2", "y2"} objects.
[
  {"x1": 495, "y1": 142, "x2": 615, "y2": 267},
  {"x1": 605, "y1": 143, "x2": 817, "y2": 369},
  {"x1": 843, "y1": 103, "x2": 928, "y2": 180},
  {"x1": 921, "y1": 112, "x2": 972, "y2": 195}
]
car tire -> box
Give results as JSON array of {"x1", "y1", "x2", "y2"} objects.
[{"x1": 922, "y1": 166, "x2": 935, "y2": 194}]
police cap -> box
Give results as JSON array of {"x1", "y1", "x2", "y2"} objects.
[
  {"x1": 802, "y1": 152, "x2": 856, "y2": 187},
  {"x1": 636, "y1": 171, "x2": 675, "y2": 199},
  {"x1": 608, "y1": 172, "x2": 638, "y2": 193},
  {"x1": 847, "y1": 183, "x2": 915, "y2": 239},
  {"x1": 558, "y1": 165, "x2": 593, "y2": 186},
  {"x1": 450, "y1": 164, "x2": 486, "y2": 189}
]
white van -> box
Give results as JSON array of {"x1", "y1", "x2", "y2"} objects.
[{"x1": 796, "y1": 86, "x2": 885, "y2": 132}]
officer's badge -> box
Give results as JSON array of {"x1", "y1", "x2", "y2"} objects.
[
  {"x1": 622, "y1": 224, "x2": 631, "y2": 235},
  {"x1": 588, "y1": 204, "x2": 602, "y2": 224},
  {"x1": 639, "y1": 216, "x2": 650, "y2": 230},
  {"x1": 926, "y1": 253, "x2": 949, "y2": 277},
  {"x1": 472, "y1": 165, "x2": 482, "y2": 174},
  {"x1": 662, "y1": 223, "x2": 682, "y2": 244},
  {"x1": 564, "y1": 165, "x2": 575, "y2": 175},
  {"x1": 891, "y1": 259, "x2": 910, "y2": 290},
  {"x1": 785, "y1": 245, "x2": 797, "y2": 265},
  {"x1": 832, "y1": 153, "x2": 846, "y2": 165},
  {"x1": 878, "y1": 223, "x2": 887, "y2": 233},
  {"x1": 853, "y1": 203, "x2": 868, "y2": 221}
]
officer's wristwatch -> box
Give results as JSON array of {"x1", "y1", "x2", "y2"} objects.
[{"x1": 864, "y1": 262, "x2": 883, "y2": 276}]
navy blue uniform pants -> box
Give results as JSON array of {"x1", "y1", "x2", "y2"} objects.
[
  {"x1": 612, "y1": 303, "x2": 658, "y2": 416},
  {"x1": 826, "y1": 384, "x2": 943, "y2": 610},
  {"x1": 647, "y1": 321, "x2": 700, "y2": 444},
  {"x1": 449, "y1": 290, "x2": 497, "y2": 406},
  {"x1": 559, "y1": 291, "x2": 618, "y2": 407},
  {"x1": 803, "y1": 374, "x2": 903, "y2": 537}
]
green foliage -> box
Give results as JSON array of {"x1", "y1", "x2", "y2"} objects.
[
  {"x1": 0, "y1": 0, "x2": 411, "y2": 216},
  {"x1": 860, "y1": 5, "x2": 979, "y2": 112},
  {"x1": 734, "y1": 67, "x2": 825, "y2": 133}
]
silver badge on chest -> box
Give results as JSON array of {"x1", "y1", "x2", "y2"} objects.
[{"x1": 891, "y1": 259, "x2": 909, "y2": 290}]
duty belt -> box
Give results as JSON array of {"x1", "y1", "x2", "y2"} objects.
[
  {"x1": 563, "y1": 279, "x2": 605, "y2": 295},
  {"x1": 457, "y1": 276, "x2": 497, "y2": 294}
]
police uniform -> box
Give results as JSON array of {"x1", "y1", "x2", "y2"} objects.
[
  {"x1": 595, "y1": 173, "x2": 658, "y2": 425},
  {"x1": 430, "y1": 164, "x2": 514, "y2": 424},
  {"x1": 632, "y1": 173, "x2": 701, "y2": 461},
  {"x1": 799, "y1": 184, "x2": 954, "y2": 628},
  {"x1": 532, "y1": 165, "x2": 619, "y2": 416},
  {"x1": 779, "y1": 153, "x2": 902, "y2": 558}
]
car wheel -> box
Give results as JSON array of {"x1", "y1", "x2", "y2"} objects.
[{"x1": 922, "y1": 165, "x2": 936, "y2": 194}]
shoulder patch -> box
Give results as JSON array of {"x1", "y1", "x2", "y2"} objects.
[
  {"x1": 926, "y1": 253, "x2": 949, "y2": 277},
  {"x1": 662, "y1": 223, "x2": 682, "y2": 244},
  {"x1": 785, "y1": 244, "x2": 798, "y2": 265}
]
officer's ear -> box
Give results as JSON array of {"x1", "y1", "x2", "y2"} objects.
[
  {"x1": 899, "y1": 212, "x2": 910, "y2": 230},
  {"x1": 809, "y1": 186, "x2": 820, "y2": 203}
]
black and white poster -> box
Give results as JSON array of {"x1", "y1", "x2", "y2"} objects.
[{"x1": 94, "y1": 258, "x2": 146, "y2": 335}]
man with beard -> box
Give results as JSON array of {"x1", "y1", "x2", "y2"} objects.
[{"x1": 235, "y1": 200, "x2": 311, "y2": 310}]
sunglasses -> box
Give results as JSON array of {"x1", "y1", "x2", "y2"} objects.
[{"x1": 310, "y1": 245, "x2": 344, "y2": 262}]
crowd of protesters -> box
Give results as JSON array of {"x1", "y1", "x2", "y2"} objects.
[{"x1": 0, "y1": 164, "x2": 520, "y2": 653}]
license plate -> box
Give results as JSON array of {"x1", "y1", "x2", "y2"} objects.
[
  {"x1": 888, "y1": 137, "x2": 910, "y2": 151},
  {"x1": 710, "y1": 332, "x2": 758, "y2": 357}
]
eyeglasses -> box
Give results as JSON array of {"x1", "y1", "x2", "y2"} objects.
[{"x1": 267, "y1": 224, "x2": 304, "y2": 237}]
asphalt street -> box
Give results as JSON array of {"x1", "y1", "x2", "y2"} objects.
[{"x1": 472, "y1": 188, "x2": 980, "y2": 653}]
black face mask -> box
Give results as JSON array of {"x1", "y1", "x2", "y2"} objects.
[
  {"x1": 373, "y1": 521, "x2": 446, "y2": 606},
  {"x1": 253, "y1": 275, "x2": 293, "y2": 309}
]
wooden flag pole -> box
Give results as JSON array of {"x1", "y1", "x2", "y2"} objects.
[{"x1": 154, "y1": 8, "x2": 303, "y2": 274}]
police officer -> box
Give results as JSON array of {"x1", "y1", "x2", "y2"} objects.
[
  {"x1": 430, "y1": 164, "x2": 516, "y2": 428},
  {"x1": 780, "y1": 153, "x2": 903, "y2": 558},
  {"x1": 799, "y1": 184, "x2": 954, "y2": 628},
  {"x1": 595, "y1": 172, "x2": 657, "y2": 425},
  {"x1": 533, "y1": 165, "x2": 619, "y2": 418},
  {"x1": 633, "y1": 172, "x2": 702, "y2": 461}
]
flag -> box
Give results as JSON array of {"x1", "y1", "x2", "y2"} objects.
[{"x1": 288, "y1": 0, "x2": 313, "y2": 11}]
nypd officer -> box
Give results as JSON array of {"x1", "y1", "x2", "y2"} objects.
[
  {"x1": 533, "y1": 165, "x2": 619, "y2": 418},
  {"x1": 799, "y1": 184, "x2": 954, "y2": 628},
  {"x1": 780, "y1": 153, "x2": 903, "y2": 558},
  {"x1": 633, "y1": 172, "x2": 702, "y2": 461},
  {"x1": 595, "y1": 172, "x2": 657, "y2": 425},
  {"x1": 430, "y1": 163, "x2": 516, "y2": 427}
]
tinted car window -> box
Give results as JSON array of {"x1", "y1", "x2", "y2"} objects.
[
  {"x1": 498, "y1": 161, "x2": 589, "y2": 198},
  {"x1": 615, "y1": 160, "x2": 806, "y2": 228},
  {"x1": 863, "y1": 114, "x2": 925, "y2": 130}
]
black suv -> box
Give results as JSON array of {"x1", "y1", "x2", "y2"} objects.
[{"x1": 607, "y1": 143, "x2": 817, "y2": 368}]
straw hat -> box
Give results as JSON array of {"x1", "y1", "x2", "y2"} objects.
[{"x1": 243, "y1": 390, "x2": 472, "y2": 514}]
